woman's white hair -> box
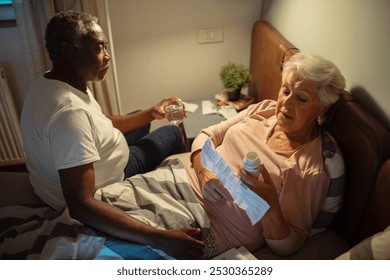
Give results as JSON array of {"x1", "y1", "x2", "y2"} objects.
[{"x1": 282, "y1": 52, "x2": 346, "y2": 108}]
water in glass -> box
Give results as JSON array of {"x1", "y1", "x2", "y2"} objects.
[{"x1": 164, "y1": 100, "x2": 184, "y2": 126}]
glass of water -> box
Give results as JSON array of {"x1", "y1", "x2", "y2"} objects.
[{"x1": 164, "y1": 99, "x2": 184, "y2": 126}]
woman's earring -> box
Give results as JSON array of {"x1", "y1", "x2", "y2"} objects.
[{"x1": 317, "y1": 112, "x2": 326, "y2": 126}]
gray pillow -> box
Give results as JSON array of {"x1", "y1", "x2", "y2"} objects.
[{"x1": 310, "y1": 128, "x2": 346, "y2": 236}]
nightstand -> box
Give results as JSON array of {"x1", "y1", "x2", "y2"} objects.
[{"x1": 181, "y1": 99, "x2": 225, "y2": 151}]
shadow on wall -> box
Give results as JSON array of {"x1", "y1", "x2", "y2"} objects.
[
  {"x1": 350, "y1": 86, "x2": 390, "y2": 132},
  {"x1": 260, "y1": 0, "x2": 273, "y2": 19}
]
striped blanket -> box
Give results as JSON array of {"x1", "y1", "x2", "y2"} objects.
[{"x1": 0, "y1": 158, "x2": 209, "y2": 259}]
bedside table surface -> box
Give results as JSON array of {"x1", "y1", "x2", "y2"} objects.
[{"x1": 183, "y1": 99, "x2": 225, "y2": 141}]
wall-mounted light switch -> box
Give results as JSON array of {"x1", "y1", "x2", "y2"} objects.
[{"x1": 197, "y1": 28, "x2": 224, "y2": 44}]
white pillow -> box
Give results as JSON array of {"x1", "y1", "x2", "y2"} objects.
[{"x1": 336, "y1": 226, "x2": 390, "y2": 259}]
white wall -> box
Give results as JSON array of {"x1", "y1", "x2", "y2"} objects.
[
  {"x1": 263, "y1": 0, "x2": 390, "y2": 130},
  {"x1": 107, "y1": 0, "x2": 262, "y2": 115}
]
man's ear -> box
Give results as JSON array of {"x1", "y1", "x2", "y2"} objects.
[{"x1": 58, "y1": 42, "x2": 76, "y2": 60}]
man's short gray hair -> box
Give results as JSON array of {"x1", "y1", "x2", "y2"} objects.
[{"x1": 45, "y1": 10, "x2": 98, "y2": 62}]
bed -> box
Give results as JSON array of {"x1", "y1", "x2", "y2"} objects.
[
  {"x1": 1, "y1": 20, "x2": 390, "y2": 260},
  {"x1": 0, "y1": 156, "x2": 207, "y2": 260}
]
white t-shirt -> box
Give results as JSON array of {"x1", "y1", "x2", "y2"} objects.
[{"x1": 21, "y1": 77, "x2": 129, "y2": 210}]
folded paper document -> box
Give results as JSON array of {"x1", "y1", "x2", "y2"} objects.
[
  {"x1": 201, "y1": 138, "x2": 269, "y2": 225},
  {"x1": 212, "y1": 246, "x2": 257, "y2": 260}
]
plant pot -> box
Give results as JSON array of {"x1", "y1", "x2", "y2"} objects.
[{"x1": 227, "y1": 88, "x2": 241, "y2": 101}]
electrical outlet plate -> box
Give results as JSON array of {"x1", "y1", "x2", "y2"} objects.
[{"x1": 197, "y1": 28, "x2": 224, "y2": 44}]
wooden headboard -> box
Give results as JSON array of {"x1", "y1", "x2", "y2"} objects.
[{"x1": 248, "y1": 21, "x2": 299, "y2": 102}]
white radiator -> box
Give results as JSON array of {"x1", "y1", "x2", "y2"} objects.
[{"x1": 0, "y1": 67, "x2": 25, "y2": 166}]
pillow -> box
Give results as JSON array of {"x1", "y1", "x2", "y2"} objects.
[
  {"x1": 336, "y1": 226, "x2": 390, "y2": 260},
  {"x1": 310, "y1": 128, "x2": 346, "y2": 236}
]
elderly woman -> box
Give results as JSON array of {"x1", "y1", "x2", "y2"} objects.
[
  {"x1": 21, "y1": 10, "x2": 203, "y2": 259},
  {"x1": 187, "y1": 52, "x2": 346, "y2": 257}
]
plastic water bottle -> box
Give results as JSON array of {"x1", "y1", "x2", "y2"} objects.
[{"x1": 243, "y1": 151, "x2": 261, "y2": 178}]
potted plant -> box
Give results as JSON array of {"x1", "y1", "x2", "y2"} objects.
[{"x1": 219, "y1": 62, "x2": 250, "y2": 101}]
